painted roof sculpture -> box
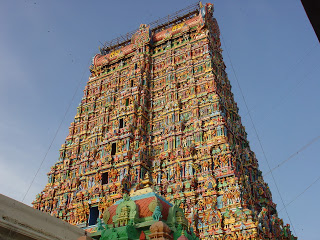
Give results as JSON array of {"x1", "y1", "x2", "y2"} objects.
[{"x1": 88, "y1": 182, "x2": 198, "y2": 240}]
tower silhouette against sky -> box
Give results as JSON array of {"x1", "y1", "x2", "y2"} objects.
[{"x1": 33, "y1": 2, "x2": 296, "y2": 239}]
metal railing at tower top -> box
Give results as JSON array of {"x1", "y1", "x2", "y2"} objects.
[
  {"x1": 100, "y1": 2, "x2": 201, "y2": 54},
  {"x1": 148, "y1": 2, "x2": 200, "y2": 33}
]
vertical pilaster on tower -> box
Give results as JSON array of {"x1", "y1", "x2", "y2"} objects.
[{"x1": 33, "y1": 2, "x2": 296, "y2": 239}]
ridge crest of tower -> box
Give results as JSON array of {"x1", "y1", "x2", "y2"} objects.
[{"x1": 100, "y1": 2, "x2": 202, "y2": 54}]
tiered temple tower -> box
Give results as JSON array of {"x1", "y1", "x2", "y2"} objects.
[{"x1": 33, "y1": 2, "x2": 296, "y2": 239}]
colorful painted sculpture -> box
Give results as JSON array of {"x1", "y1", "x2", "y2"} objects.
[
  {"x1": 33, "y1": 2, "x2": 296, "y2": 239},
  {"x1": 91, "y1": 184, "x2": 198, "y2": 240}
]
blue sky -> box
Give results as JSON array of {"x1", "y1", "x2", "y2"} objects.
[{"x1": 0, "y1": 1, "x2": 319, "y2": 239}]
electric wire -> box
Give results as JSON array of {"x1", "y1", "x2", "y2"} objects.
[
  {"x1": 242, "y1": 60, "x2": 319, "y2": 142},
  {"x1": 21, "y1": 59, "x2": 91, "y2": 203},
  {"x1": 241, "y1": 42, "x2": 318, "y2": 119},
  {"x1": 234, "y1": 6, "x2": 318, "y2": 120},
  {"x1": 264, "y1": 135, "x2": 320, "y2": 177},
  {"x1": 278, "y1": 175, "x2": 320, "y2": 213},
  {"x1": 220, "y1": 34, "x2": 297, "y2": 236}
]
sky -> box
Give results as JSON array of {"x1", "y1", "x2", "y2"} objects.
[{"x1": 0, "y1": 0, "x2": 319, "y2": 239}]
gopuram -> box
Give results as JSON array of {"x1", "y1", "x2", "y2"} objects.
[{"x1": 33, "y1": 2, "x2": 296, "y2": 239}]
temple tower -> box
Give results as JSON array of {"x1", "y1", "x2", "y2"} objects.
[{"x1": 33, "y1": 2, "x2": 296, "y2": 239}]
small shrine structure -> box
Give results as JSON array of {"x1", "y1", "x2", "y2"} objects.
[{"x1": 86, "y1": 177, "x2": 198, "y2": 240}]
